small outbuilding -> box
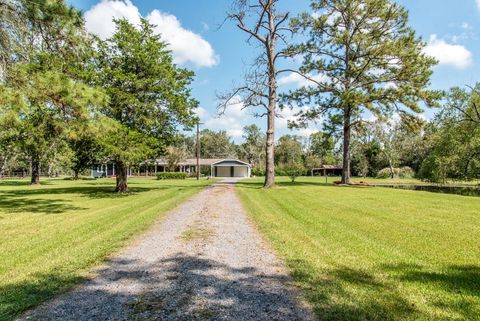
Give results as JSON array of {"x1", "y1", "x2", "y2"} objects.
[
  {"x1": 311, "y1": 165, "x2": 342, "y2": 177},
  {"x1": 211, "y1": 159, "x2": 251, "y2": 178}
]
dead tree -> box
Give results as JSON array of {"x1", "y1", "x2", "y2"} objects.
[{"x1": 219, "y1": 0, "x2": 290, "y2": 188}]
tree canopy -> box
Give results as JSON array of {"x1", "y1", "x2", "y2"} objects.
[
  {"x1": 94, "y1": 18, "x2": 198, "y2": 192},
  {"x1": 285, "y1": 0, "x2": 441, "y2": 184}
]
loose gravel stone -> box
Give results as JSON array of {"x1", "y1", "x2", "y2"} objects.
[{"x1": 19, "y1": 179, "x2": 315, "y2": 321}]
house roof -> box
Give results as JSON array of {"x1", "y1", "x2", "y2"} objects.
[
  {"x1": 313, "y1": 165, "x2": 342, "y2": 170},
  {"x1": 211, "y1": 159, "x2": 251, "y2": 167},
  {"x1": 147, "y1": 158, "x2": 251, "y2": 167},
  {"x1": 149, "y1": 158, "x2": 231, "y2": 166}
]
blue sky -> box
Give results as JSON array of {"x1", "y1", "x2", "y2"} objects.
[{"x1": 67, "y1": 0, "x2": 480, "y2": 140}]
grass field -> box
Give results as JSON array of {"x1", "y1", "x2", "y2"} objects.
[
  {"x1": 237, "y1": 177, "x2": 480, "y2": 321},
  {"x1": 308, "y1": 176, "x2": 480, "y2": 186},
  {"x1": 0, "y1": 177, "x2": 212, "y2": 321}
]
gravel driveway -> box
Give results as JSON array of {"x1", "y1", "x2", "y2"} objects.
[{"x1": 20, "y1": 179, "x2": 315, "y2": 321}]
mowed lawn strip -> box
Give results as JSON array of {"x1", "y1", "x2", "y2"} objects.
[
  {"x1": 0, "y1": 178, "x2": 213, "y2": 321},
  {"x1": 236, "y1": 177, "x2": 480, "y2": 321}
]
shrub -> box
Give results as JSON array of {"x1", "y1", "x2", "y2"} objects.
[
  {"x1": 156, "y1": 172, "x2": 187, "y2": 180},
  {"x1": 187, "y1": 172, "x2": 204, "y2": 178},
  {"x1": 399, "y1": 166, "x2": 414, "y2": 178},
  {"x1": 376, "y1": 166, "x2": 415, "y2": 179},
  {"x1": 418, "y1": 156, "x2": 447, "y2": 183},
  {"x1": 283, "y1": 162, "x2": 306, "y2": 183},
  {"x1": 252, "y1": 165, "x2": 265, "y2": 176},
  {"x1": 376, "y1": 167, "x2": 394, "y2": 179}
]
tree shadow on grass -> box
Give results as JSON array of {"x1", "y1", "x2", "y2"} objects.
[
  {"x1": 0, "y1": 180, "x2": 53, "y2": 187},
  {"x1": 0, "y1": 196, "x2": 86, "y2": 214},
  {"x1": 286, "y1": 259, "x2": 421, "y2": 321},
  {"x1": 0, "y1": 182, "x2": 208, "y2": 215},
  {"x1": 286, "y1": 258, "x2": 480, "y2": 321},
  {"x1": 11, "y1": 255, "x2": 313, "y2": 321},
  {"x1": 0, "y1": 186, "x2": 155, "y2": 215},
  {"x1": 6, "y1": 254, "x2": 479, "y2": 321},
  {"x1": 382, "y1": 263, "x2": 480, "y2": 303},
  {"x1": 0, "y1": 272, "x2": 85, "y2": 321},
  {"x1": 0, "y1": 184, "x2": 155, "y2": 215}
]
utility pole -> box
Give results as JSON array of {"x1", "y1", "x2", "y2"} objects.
[{"x1": 196, "y1": 122, "x2": 203, "y2": 180}]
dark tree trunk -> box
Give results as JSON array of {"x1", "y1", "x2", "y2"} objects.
[
  {"x1": 74, "y1": 170, "x2": 80, "y2": 180},
  {"x1": 341, "y1": 109, "x2": 351, "y2": 185},
  {"x1": 264, "y1": 106, "x2": 275, "y2": 188},
  {"x1": 31, "y1": 155, "x2": 40, "y2": 185},
  {"x1": 263, "y1": 11, "x2": 277, "y2": 189},
  {"x1": 115, "y1": 161, "x2": 129, "y2": 193}
]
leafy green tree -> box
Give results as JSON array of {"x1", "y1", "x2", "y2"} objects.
[
  {"x1": 284, "y1": 161, "x2": 306, "y2": 183},
  {"x1": 238, "y1": 124, "x2": 265, "y2": 166},
  {"x1": 165, "y1": 146, "x2": 187, "y2": 172},
  {"x1": 0, "y1": 88, "x2": 23, "y2": 177},
  {"x1": 69, "y1": 129, "x2": 103, "y2": 179},
  {"x1": 419, "y1": 87, "x2": 480, "y2": 182},
  {"x1": 0, "y1": 0, "x2": 104, "y2": 184},
  {"x1": 355, "y1": 154, "x2": 370, "y2": 178},
  {"x1": 12, "y1": 66, "x2": 103, "y2": 184},
  {"x1": 275, "y1": 135, "x2": 303, "y2": 165},
  {"x1": 395, "y1": 118, "x2": 431, "y2": 173},
  {"x1": 286, "y1": 0, "x2": 440, "y2": 184},
  {"x1": 374, "y1": 120, "x2": 402, "y2": 179},
  {"x1": 172, "y1": 133, "x2": 196, "y2": 157},
  {"x1": 308, "y1": 131, "x2": 337, "y2": 165},
  {"x1": 304, "y1": 154, "x2": 322, "y2": 172},
  {"x1": 200, "y1": 129, "x2": 235, "y2": 159},
  {"x1": 350, "y1": 122, "x2": 381, "y2": 177},
  {"x1": 95, "y1": 19, "x2": 198, "y2": 192}
]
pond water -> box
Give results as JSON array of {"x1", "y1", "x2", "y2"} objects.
[{"x1": 377, "y1": 184, "x2": 480, "y2": 197}]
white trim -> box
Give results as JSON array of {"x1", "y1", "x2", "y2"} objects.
[{"x1": 211, "y1": 159, "x2": 251, "y2": 167}]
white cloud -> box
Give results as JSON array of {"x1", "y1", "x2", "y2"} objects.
[
  {"x1": 477, "y1": 0, "x2": 480, "y2": 11},
  {"x1": 84, "y1": 0, "x2": 141, "y2": 39},
  {"x1": 194, "y1": 106, "x2": 209, "y2": 119},
  {"x1": 199, "y1": 97, "x2": 251, "y2": 139},
  {"x1": 84, "y1": 0, "x2": 218, "y2": 68},
  {"x1": 147, "y1": 10, "x2": 219, "y2": 67},
  {"x1": 423, "y1": 34, "x2": 473, "y2": 69},
  {"x1": 278, "y1": 72, "x2": 326, "y2": 87}
]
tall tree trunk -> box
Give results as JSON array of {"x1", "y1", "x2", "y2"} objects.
[
  {"x1": 264, "y1": 106, "x2": 275, "y2": 188},
  {"x1": 115, "y1": 161, "x2": 129, "y2": 193},
  {"x1": 389, "y1": 160, "x2": 394, "y2": 179},
  {"x1": 31, "y1": 154, "x2": 40, "y2": 185},
  {"x1": 263, "y1": 11, "x2": 277, "y2": 189},
  {"x1": 341, "y1": 109, "x2": 351, "y2": 185},
  {"x1": 74, "y1": 169, "x2": 80, "y2": 180}
]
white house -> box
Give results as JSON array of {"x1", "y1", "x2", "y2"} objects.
[{"x1": 92, "y1": 158, "x2": 251, "y2": 178}]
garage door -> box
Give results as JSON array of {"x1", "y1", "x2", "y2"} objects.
[
  {"x1": 234, "y1": 166, "x2": 248, "y2": 177},
  {"x1": 216, "y1": 166, "x2": 231, "y2": 177}
]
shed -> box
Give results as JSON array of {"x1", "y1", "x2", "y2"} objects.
[
  {"x1": 311, "y1": 165, "x2": 342, "y2": 177},
  {"x1": 211, "y1": 159, "x2": 251, "y2": 178}
]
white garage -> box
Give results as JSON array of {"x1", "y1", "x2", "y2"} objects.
[{"x1": 211, "y1": 159, "x2": 251, "y2": 178}]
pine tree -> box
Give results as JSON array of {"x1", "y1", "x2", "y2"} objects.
[{"x1": 286, "y1": 0, "x2": 441, "y2": 184}]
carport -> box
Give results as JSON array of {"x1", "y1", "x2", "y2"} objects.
[{"x1": 211, "y1": 159, "x2": 251, "y2": 178}]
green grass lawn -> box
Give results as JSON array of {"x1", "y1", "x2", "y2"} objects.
[
  {"x1": 311, "y1": 176, "x2": 480, "y2": 186},
  {"x1": 0, "y1": 177, "x2": 213, "y2": 321},
  {"x1": 237, "y1": 177, "x2": 480, "y2": 321}
]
